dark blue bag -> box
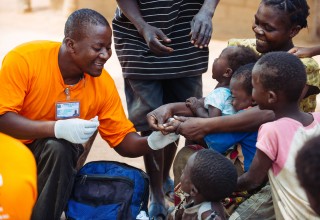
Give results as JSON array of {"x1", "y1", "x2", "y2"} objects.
[{"x1": 65, "y1": 161, "x2": 149, "y2": 220}]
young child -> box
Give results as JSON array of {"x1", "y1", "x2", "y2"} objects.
[
  {"x1": 173, "y1": 64, "x2": 257, "y2": 201},
  {"x1": 295, "y1": 135, "x2": 320, "y2": 216},
  {"x1": 236, "y1": 51, "x2": 320, "y2": 219},
  {"x1": 170, "y1": 149, "x2": 238, "y2": 220},
  {"x1": 203, "y1": 63, "x2": 257, "y2": 173},
  {"x1": 186, "y1": 45, "x2": 259, "y2": 118}
]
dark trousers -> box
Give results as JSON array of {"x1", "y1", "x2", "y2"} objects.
[{"x1": 27, "y1": 138, "x2": 84, "y2": 220}]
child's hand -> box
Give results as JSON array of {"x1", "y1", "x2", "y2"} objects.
[{"x1": 186, "y1": 97, "x2": 202, "y2": 114}]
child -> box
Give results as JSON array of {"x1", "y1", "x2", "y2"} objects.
[
  {"x1": 236, "y1": 51, "x2": 320, "y2": 219},
  {"x1": 296, "y1": 135, "x2": 320, "y2": 216},
  {"x1": 173, "y1": 64, "x2": 257, "y2": 195},
  {"x1": 186, "y1": 46, "x2": 259, "y2": 118},
  {"x1": 203, "y1": 63, "x2": 257, "y2": 172},
  {"x1": 169, "y1": 149, "x2": 237, "y2": 220}
]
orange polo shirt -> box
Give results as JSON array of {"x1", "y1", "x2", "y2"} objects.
[
  {"x1": 0, "y1": 40, "x2": 135, "y2": 147},
  {"x1": 0, "y1": 132, "x2": 37, "y2": 219}
]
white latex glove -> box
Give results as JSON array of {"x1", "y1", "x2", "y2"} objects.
[
  {"x1": 147, "y1": 131, "x2": 180, "y2": 150},
  {"x1": 54, "y1": 117, "x2": 99, "y2": 144}
]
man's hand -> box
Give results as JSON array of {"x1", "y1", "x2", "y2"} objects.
[
  {"x1": 147, "y1": 104, "x2": 174, "y2": 132},
  {"x1": 190, "y1": 10, "x2": 213, "y2": 49},
  {"x1": 140, "y1": 23, "x2": 173, "y2": 55},
  {"x1": 54, "y1": 117, "x2": 99, "y2": 144}
]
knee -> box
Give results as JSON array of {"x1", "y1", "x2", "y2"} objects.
[{"x1": 44, "y1": 138, "x2": 78, "y2": 162}]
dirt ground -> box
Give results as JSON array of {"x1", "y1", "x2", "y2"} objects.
[{"x1": 1, "y1": 0, "x2": 320, "y2": 188}]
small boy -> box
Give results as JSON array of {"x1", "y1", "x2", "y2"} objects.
[
  {"x1": 236, "y1": 51, "x2": 320, "y2": 219},
  {"x1": 170, "y1": 149, "x2": 237, "y2": 220},
  {"x1": 296, "y1": 135, "x2": 320, "y2": 216}
]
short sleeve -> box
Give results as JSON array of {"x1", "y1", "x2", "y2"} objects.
[
  {"x1": 0, "y1": 51, "x2": 29, "y2": 115},
  {"x1": 256, "y1": 123, "x2": 279, "y2": 162},
  {"x1": 204, "y1": 88, "x2": 235, "y2": 115}
]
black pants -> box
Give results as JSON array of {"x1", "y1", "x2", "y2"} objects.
[{"x1": 27, "y1": 138, "x2": 84, "y2": 220}]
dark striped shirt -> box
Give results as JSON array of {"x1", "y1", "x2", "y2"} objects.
[{"x1": 112, "y1": 0, "x2": 209, "y2": 80}]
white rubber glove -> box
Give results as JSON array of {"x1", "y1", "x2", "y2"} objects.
[
  {"x1": 54, "y1": 117, "x2": 99, "y2": 144},
  {"x1": 147, "y1": 131, "x2": 180, "y2": 150}
]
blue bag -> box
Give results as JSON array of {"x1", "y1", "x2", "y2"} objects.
[{"x1": 65, "y1": 160, "x2": 149, "y2": 220}]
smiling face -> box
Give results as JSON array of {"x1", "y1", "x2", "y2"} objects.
[
  {"x1": 71, "y1": 24, "x2": 112, "y2": 77},
  {"x1": 230, "y1": 77, "x2": 253, "y2": 111},
  {"x1": 252, "y1": 3, "x2": 297, "y2": 53}
]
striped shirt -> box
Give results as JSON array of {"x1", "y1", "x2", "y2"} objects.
[{"x1": 112, "y1": 0, "x2": 209, "y2": 80}]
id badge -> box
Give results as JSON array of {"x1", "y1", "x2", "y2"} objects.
[{"x1": 55, "y1": 101, "x2": 80, "y2": 120}]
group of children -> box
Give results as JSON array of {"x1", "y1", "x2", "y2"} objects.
[
  {"x1": 166, "y1": 0, "x2": 320, "y2": 219},
  {"x1": 170, "y1": 49, "x2": 320, "y2": 220}
]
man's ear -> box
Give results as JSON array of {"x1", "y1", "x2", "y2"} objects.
[
  {"x1": 268, "y1": 90, "x2": 277, "y2": 104},
  {"x1": 65, "y1": 37, "x2": 76, "y2": 53},
  {"x1": 223, "y1": 68, "x2": 233, "y2": 78},
  {"x1": 290, "y1": 25, "x2": 301, "y2": 38}
]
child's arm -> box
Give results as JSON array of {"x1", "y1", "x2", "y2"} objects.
[
  {"x1": 288, "y1": 45, "x2": 320, "y2": 58},
  {"x1": 186, "y1": 97, "x2": 222, "y2": 118},
  {"x1": 236, "y1": 149, "x2": 272, "y2": 192},
  {"x1": 207, "y1": 105, "x2": 222, "y2": 117},
  {"x1": 186, "y1": 97, "x2": 215, "y2": 118}
]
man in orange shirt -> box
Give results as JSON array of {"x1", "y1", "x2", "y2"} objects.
[
  {"x1": 0, "y1": 9, "x2": 178, "y2": 220},
  {"x1": 0, "y1": 132, "x2": 37, "y2": 220}
]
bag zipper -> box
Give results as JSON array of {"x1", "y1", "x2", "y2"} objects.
[{"x1": 80, "y1": 174, "x2": 134, "y2": 187}]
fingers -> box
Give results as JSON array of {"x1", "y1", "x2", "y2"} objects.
[
  {"x1": 84, "y1": 120, "x2": 99, "y2": 128},
  {"x1": 90, "y1": 116, "x2": 99, "y2": 122},
  {"x1": 173, "y1": 115, "x2": 188, "y2": 122},
  {"x1": 190, "y1": 20, "x2": 212, "y2": 49},
  {"x1": 83, "y1": 127, "x2": 98, "y2": 135},
  {"x1": 149, "y1": 39, "x2": 173, "y2": 55},
  {"x1": 288, "y1": 47, "x2": 298, "y2": 54},
  {"x1": 147, "y1": 28, "x2": 173, "y2": 55},
  {"x1": 146, "y1": 113, "x2": 166, "y2": 131}
]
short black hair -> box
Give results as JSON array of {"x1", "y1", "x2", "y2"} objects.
[
  {"x1": 254, "y1": 51, "x2": 306, "y2": 102},
  {"x1": 262, "y1": 0, "x2": 309, "y2": 28},
  {"x1": 296, "y1": 135, "x2": 320, "y2": 204},
  {"x1": 190, "y1": 149, "x2": 238, "y2": 201},
  {"x1": 232, "y1": 63, "x2": 256, "y2": 96},
  {"x1": 64, "y1": 8, "x2": 110, "y2": 40},
  {"x1": 227, "y1": 46, "x2": 260, "y2": 73}
]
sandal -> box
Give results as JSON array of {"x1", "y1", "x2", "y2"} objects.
[
  {"x1": 163, "y1": 177, "x2": 174, "y2": 203},
  {"x1": 148, "y1": 202, "x2": 168, "y2": 220}
]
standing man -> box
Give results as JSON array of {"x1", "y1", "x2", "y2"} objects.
[{"x1": 112, "y1": 0, "x2": 220, "y2": 218}]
